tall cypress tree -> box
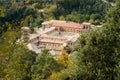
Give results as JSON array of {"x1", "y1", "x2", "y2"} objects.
[{"x1": 76, "y1": 0, "x2": 120, "y2": 80}]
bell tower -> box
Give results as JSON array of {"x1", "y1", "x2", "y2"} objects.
[{"x1": 21, "y1": 26, "x2": 30, "y2": 43}]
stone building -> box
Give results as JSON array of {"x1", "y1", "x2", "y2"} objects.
[
  {"x1": 41, "y1": 20, "x2": 90, "y2": 33},
  {"x1": 26, "y1": 20, "x2": 91, "y2": 55},
  {"x1": 21, "y1": 26, "x2": 30, "y2": 42}
]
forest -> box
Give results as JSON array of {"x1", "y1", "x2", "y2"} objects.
[{"x1": 0, "y1": 0, "x2": 120, "y2": 80}]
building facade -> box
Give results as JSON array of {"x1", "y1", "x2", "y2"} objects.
[{"x1": 26, "y1": 20, "x2": 91, "y2": 55}]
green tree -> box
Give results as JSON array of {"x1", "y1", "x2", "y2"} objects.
[
  {"x1": 0, "y1": 29, "x2": 36, "y2": 80},
  {"x1": 59, "y1": 15, "x2": 65, "y2": 20},
  {"x1": 6, "y1": 45, "x2": 36, "y2": 80},
  {"x1": 0, "y1": 6, "x2": 5, "y2": 17},
  {"x1": 76, "y1": 0, "x2": 120, "y2": 80},
  {"x1": 34, "y1": 17, "x2": 43, "y2": 27},
  {"x1": 57, "y1": 48, "x2": 69, "y2": 68},
  {"x1": 48, "y1": 48, "x2": 77, "y2": 80},
  {"x1": 31, "y1": 49, "x2": 62, "y2": 80},
  {"x1": 90, "y1": 14, "x2": 100, "y2": 20}
]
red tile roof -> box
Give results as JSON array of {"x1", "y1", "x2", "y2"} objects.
[{"x1": 42, "y1": 20, "x2": 83, "y2": 29}]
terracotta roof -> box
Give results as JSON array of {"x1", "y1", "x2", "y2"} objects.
[{"x1": 42, "y1": 20, "x2": 83, "y2": 28}]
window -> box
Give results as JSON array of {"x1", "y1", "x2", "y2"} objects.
[{"x1": 83, "y1": 26, "x2": 85, "y2": 29}]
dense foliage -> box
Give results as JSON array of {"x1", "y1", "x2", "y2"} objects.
[
  {"x1": 31, "y1": 49, "x2": 62, "y2": 80},
  {"x1": 0, "y1": 0, "x2": 119, "y2": 80},
  {"x1": 0, "y1": 0, "x2": 112, "y2": 35},
  {"x1": 75, "y1": 0, "x2": 120, "y2": 80}
]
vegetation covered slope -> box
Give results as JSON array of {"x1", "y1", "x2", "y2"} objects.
[
  {"x1": 75, "y1": 0, "x2": 120, "y2": 79},
  {"x1": 0, "y1": 0, "x2": 111, "y2": 35},
  {"x1": 0, "y1": 0, "x2": 120, "y2": 80}
]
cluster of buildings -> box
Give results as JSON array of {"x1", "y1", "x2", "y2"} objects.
[{"x1": 22, "y1": 20, "x2": 92, "y2": 55}]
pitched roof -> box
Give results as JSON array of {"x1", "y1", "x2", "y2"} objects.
[{"x1": 42, "y1": 20, "x2": 83, "y2": 29}]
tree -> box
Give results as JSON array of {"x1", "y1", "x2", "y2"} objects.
[
  {"x1": 90, "y1": 14, "x2": 100, "y2": 20},
  {"x1": 31, "y1": 49, "x2": 62, "y2": 80},
  {"x1": 57, "y1": 48, "x2": 69, "y2": 68},
  {"x1": 34, "y1": 17, "x2": 43, "y2": 27},
  {"x1": 0, "y1": 29, "x2": 36, "y2": 80},
  {"x1": 0, "y1": 6, "x2": 5, "y2": 17},
  {"x1": 89, "y1": 19, "x2": 94, "y2": 24},
  {"x1": 59, "y1": 15, "x2": 65, "y2": 20},
  {"x1": 6, "y1": 45, "x2": 36, "y2": 80},
  {"x1": 76, "y1": 0, "x2": 120, "y2": 80},
  {"x1": 52, "y1": 47, "x2": 77, "y2": 80},
  {"x1": 0, "y1": 0, "x2": 5, "y2": 17}
]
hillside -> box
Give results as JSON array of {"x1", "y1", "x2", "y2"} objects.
[
  {"x1": 0, "y1": 0, "x2": 112, "y2": 34},
  {"x1": 0, "y1": 0, "x2": 120, "y2": 80}
]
